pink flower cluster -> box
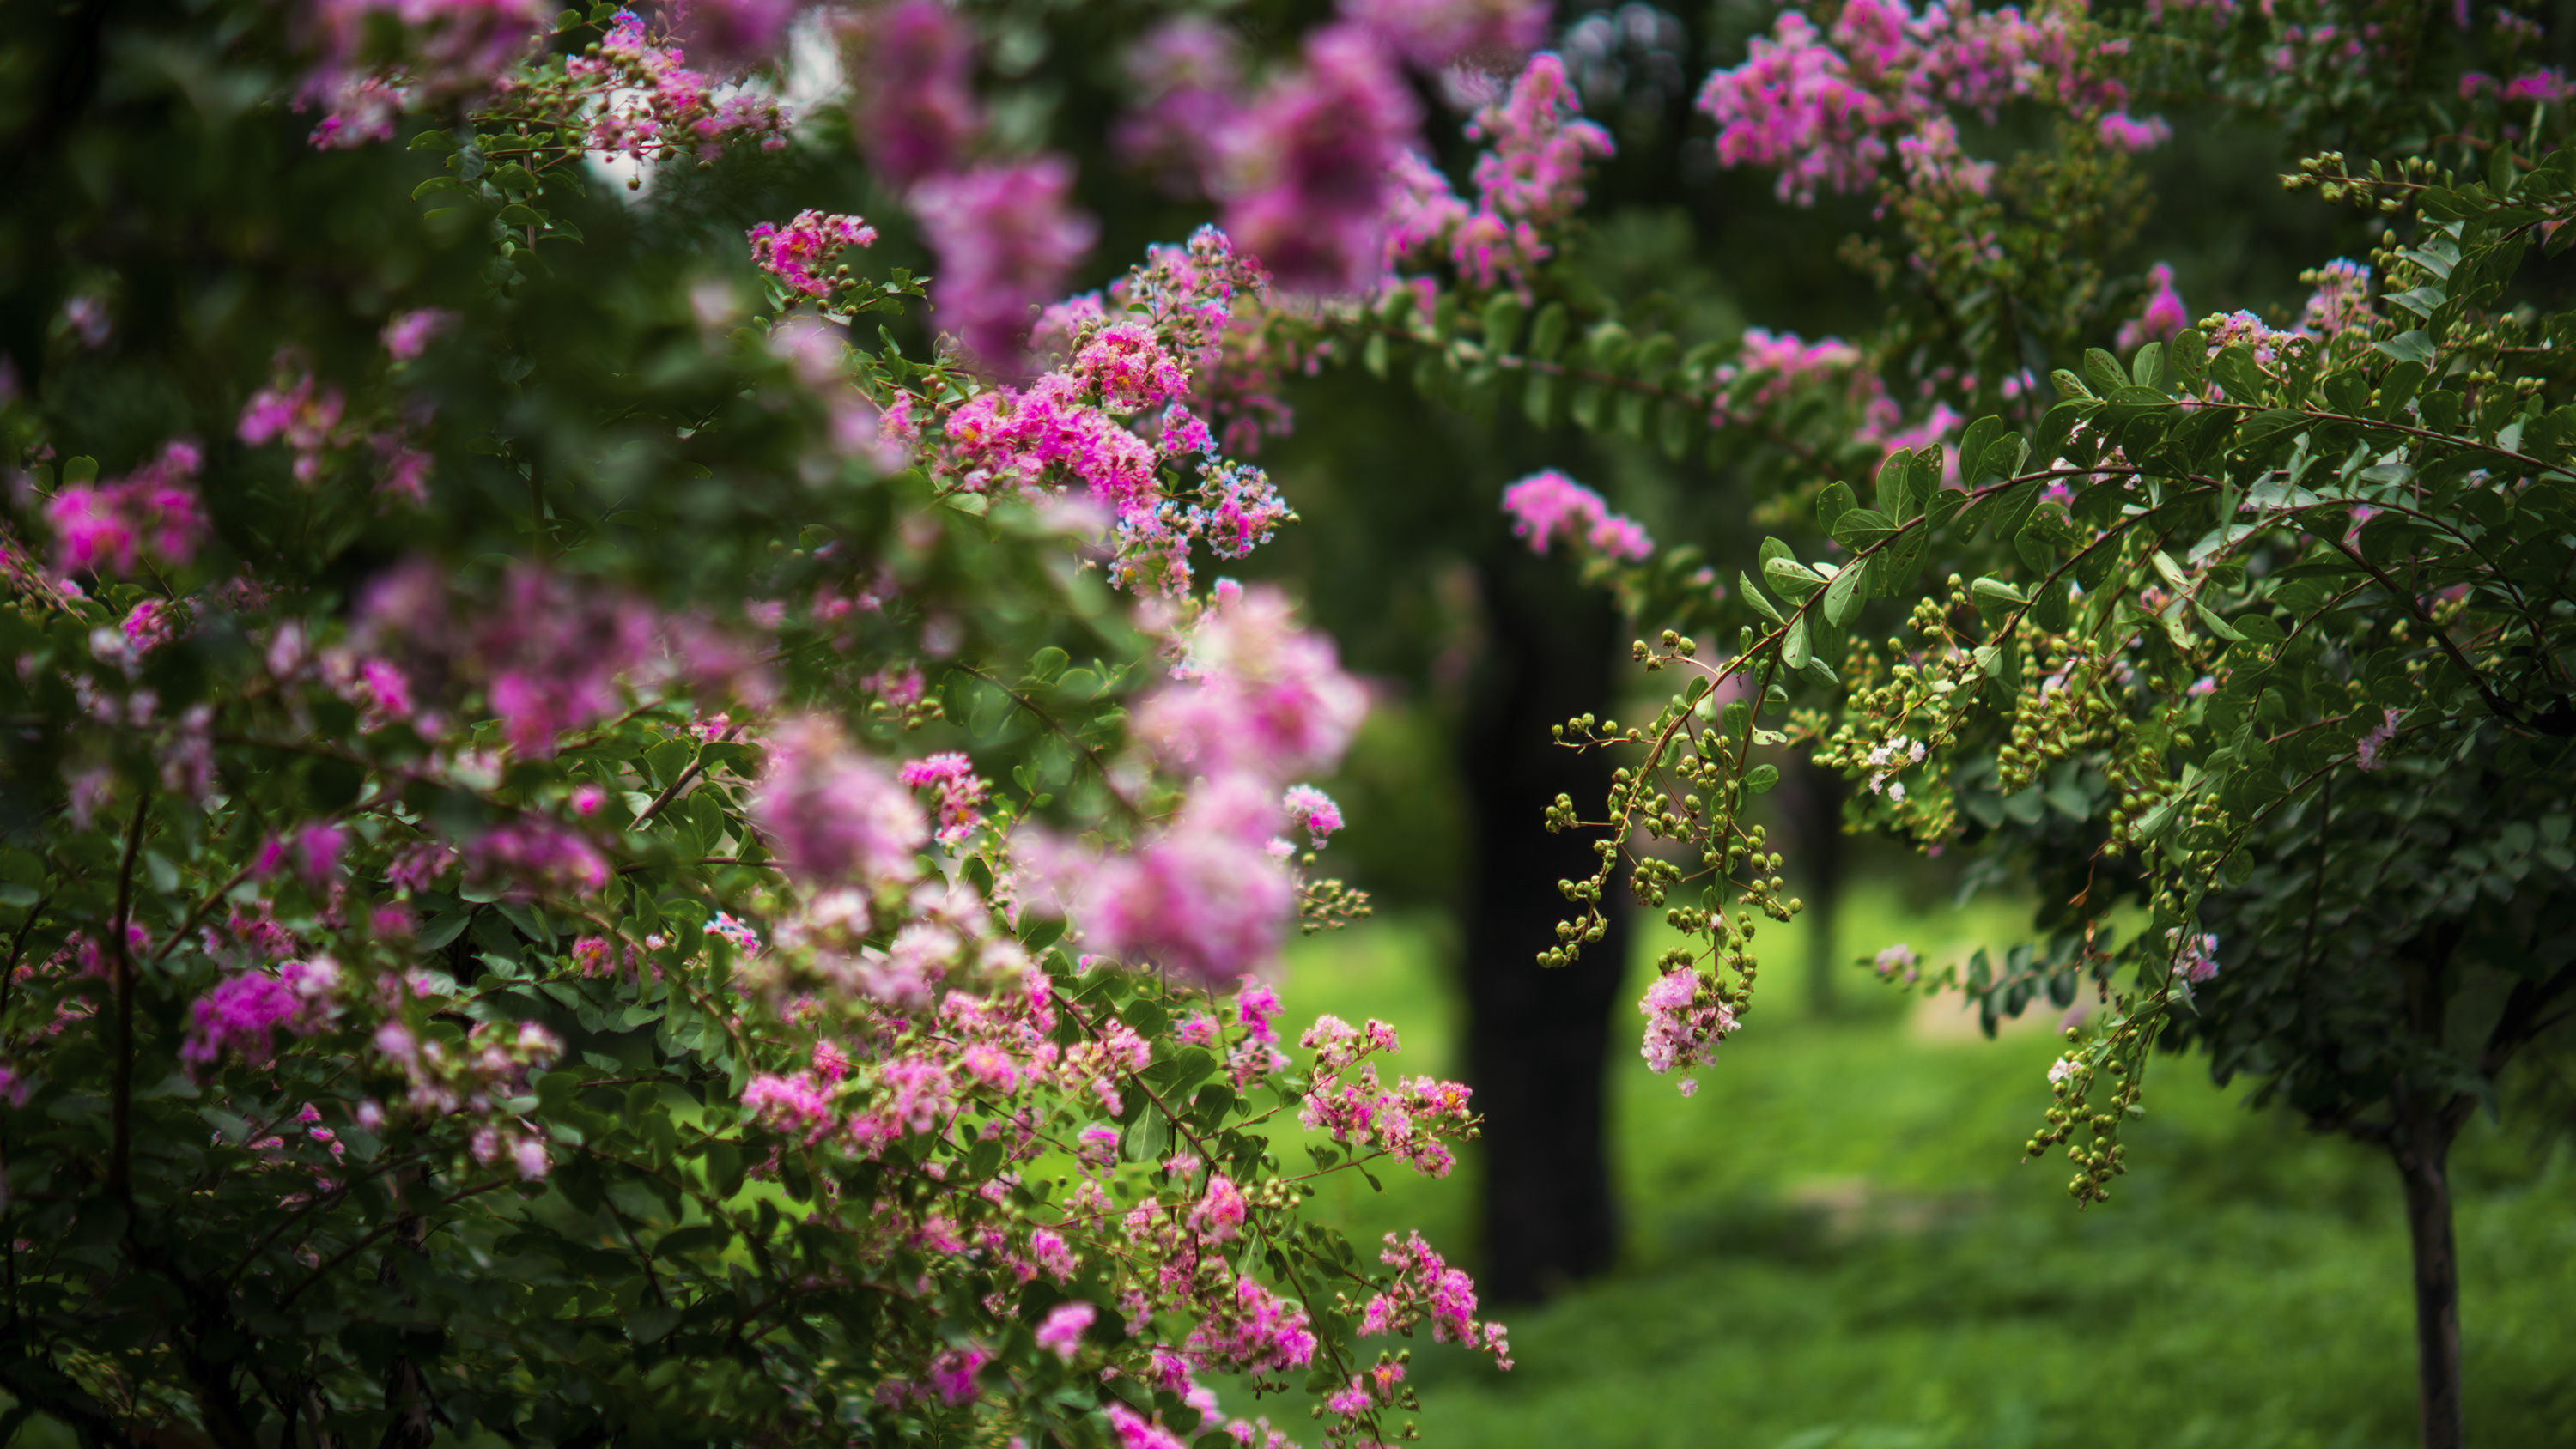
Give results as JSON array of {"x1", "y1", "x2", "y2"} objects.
[
  {"x1": 746, "y1": 211, "x2": 879, "y2": 300},
  {"x1": 1638, "y1": 966, "x2": 1736, "y2": 1093},
  {"x1": 1297, "y1": 1015, "x2": 1478, "y2": 1177},
  {"x1": 1696, "y1": 0, "x2": 2166, "y2": 205},
  {"x1": 846, "y1": 0, "x2": 982, "y2": 187},
  {"x1": 1346, "y1": 0, "x2": 1552, "y2": 70},
  {"x1": 1358, "y1": 1231, "x2": 1512, "y2": 1368},
  {"x1": 1022, "y1": 585, "x2": 1364, "y2": 985},
  {"x1": 2115, "y1": 263, "x2": 2190, "y2": 352},
  {"x1": 841, "y1": 0, "x2": 1093, "y2": 364},
  {"x1": 1500, "y1": 470, "x2": 1654, "y2": 562},
  {"x1": 750, "y1": 714, "x2": 928, "y2": 891},
  {"x1": 46, "y1": 441, "x2": 210, "y2": 577},
  {"x1": 914, "y1": 159, "x2": 1102, "y2": 366},
  {"x1": 184, "y1": 958, "x2": 340, "y2": 1069},
  {"x1": 1281, "y1": 784, "x2": 1344, "y2": 843},
  {"x1": 1218, "y1": 24, "x2": 1424, "y2": 294},
  {"x1": 924, "y1": 232, "x2": 1293, "y2": 594},
  {"x1": 897, "y1": 752, "x2": 990, "y2": 846},
  {"x1": 1384, "y1": 52, "x2": 1615, "y2": 292},
  {"x1": 545, "y1": 10, "x2": 789, "y2": 162},
  {"x1": 1115, "y1": 17, "x2": 1245, "y2": 196},
  {"x1": 467, "y1": 818, "x2": 611, "y2": 896},
  {"x1": 300, "y1": 0, "x2": 548, "y2": 149},
  {"x1": 240, "y1": 368, "x2": 349, "y2": 484}
]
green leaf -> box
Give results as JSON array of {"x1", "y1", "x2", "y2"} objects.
[
  {"x1": 408, "y1": 130, "x2": 458, "y2": 152},
  {"x1": 1781, "y1": 617, "x2": 1811, "y2": 670},
  {"x1": 1971, "y1": 576, "x2": 2026, "y2": 607},
  {"x1": 1830, "y1": 506, "x2": 1897, "y2": 549},
  {"x1": 1822, "y1": 559, "x2": 1867, "y2": 626},
  {"x1": 1481, "y1": 294, "x2": 1526, "y2": 357},
  {"x1": 1738, "y1": 573, "x2": 1783, "y2": 623},
  {"x1": 1121, "y1": 1107, "x2": 1171, "y2": 1163},
  {"x1": 2209, "y1": 345, "x2": 2268, "y2": 403},
  {"x1": 2194, "y1": 598, "x2": 2246, "y2": 641},
  {"x1": 411, "y1": 176, "x2": 466, "y2": 200},
  {"x1": 1990, "y1": 476, "x2": 2044, "y2": 541},
  {"x1": 2130, "y1": 340, "x2": 2165, "y2": 391},
  {"x1": 1762, "y1": 555, "x2": 1826, "y2": 600},
  {"x1": 1743, "y1": 764, "x2": 1781, "y2": 795},
  {"x1": 2051, "y1": 368, "x2": 2093, "y2": 401},
  {"x1": 1526, "y1": 301, "x2": 1569, "y2": 360},
  {"x1": 1815, "y1": 481, "x2": 1856, "y2": 535},
  {"x1": 2083, "y1": 348, "x2": 2129, "y2": 397},
  {"x1": 2373, "y1": 330, "x2": 2435, "y2": 366},
  {"x1": 1956, "y1": 415, "x2": 2003, "y2": 488}
]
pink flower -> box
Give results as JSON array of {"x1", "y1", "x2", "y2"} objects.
[
  {"x1": 1027, "y1": 1228, "x2": 1078, "y2": 1282},
  {"x1": 1036, "y1": 1299, "x2": 1095, "y2": 1361},
  {"x1": 467, "y1": 818, "x2": 611, "y2": 896},
  {"x1": 1218, "y1": 23, "x2": 1421, "y2": 293},
  {"x1": 848, "y1": 0, "x2": 982, "y2": 186},
  {"x1": 1113, "y1": 16, "x2": 1243, "y2": 194},
  {"x1": 927, "y1": 1345, "x2": 989, "y2": 1405},
  {"x1": 1235, "y1": 981, "x2": 1284, "y2": 1044},
  {"x1": 1078, "y1": 784, "x2": 1297, "y2": 987},
  {"x1": 2115, "y1": 263, "x2": 2190, "y2": 353},
  {"x1": 671, "y1": 0, "x2": 803, "y2": 73},
  {"x1": 1133, "y1": 585, "x2": 1370, "y2": 782},
  {"x1": 476, "y1": 565, "x2": 660, "y2": 757},
  {"x1": 1346, "y1": 0, "x2": 1549, "y2": 70},
  {"x1": 1191, "y1": 1172, "x2": 1249, "y2": 1241},
  {"x1": 46, "y1": 441, "x2": 209, "y2": 576},
  {"x1": 1281, "y1": 784, "x2": 1344, "y2": 843},
  {"x1": 746, "y1": 210, "x2": 878, "y2": 299},
  {"x1": 742, "y1": 1070, "x2": 838, "y2": 1142},
  {"x1": 2354, "y1": 706, "x2": 2402, "y2": 771},
  {"x1": 1638, "y1": 967, "x2": 1736, "y2": 1083},
  {"x1": 749, "y1": 714, "x2": 927, "y2": 888},
  {"x1": 912, "y1": 156, "x2": 1099, "y2": 366},
  {"x1": 1105, "y1": 1404, "x2": 1189, "y2": 1449},
  {"x1": 1500, "y1": 470, "x2": 1654, "y2": 561},
  {"x1": 293, "y1": 822, "x2": 345, "y2": 888},
  {"x1": 183, "y1": 961, "x2": 337, "y2": 1068},
  {"x1": 380, "y1": 308, "x2": 456, "y2": 361},
  {"x1": 897, "y1": 751, "x2": 990, "y2": 846}
]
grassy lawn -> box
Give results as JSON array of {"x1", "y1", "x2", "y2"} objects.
[{"x1": 1255, "y1": 890, "x2": 2576, "y2": 1449}]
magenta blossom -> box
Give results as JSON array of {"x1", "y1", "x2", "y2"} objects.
[
  {"x1": 1218, "y1": 23, "x2": 1421, "y2": 293},
  {"x1": 1500, "y1": 469, "x2": 1654, "y2": 561},
  {"x1": 748, "y1": 714, "x2": 927, "y2": 889},
  {"x1": 746, "y1": 209, "x2": 878, "y2": 298},
  {"x1": 46, "y1": 441, "x2": 210, "y2": 577},
  {"x1": 2115, "y1": 263, "x2": 2190, "y2": 352},
  {"x1": 912, "y1": 156, "x2": 1099, "y2": 366},
  {"x1": 848, "y1": 0, "x2": 982, "y2": 186}
]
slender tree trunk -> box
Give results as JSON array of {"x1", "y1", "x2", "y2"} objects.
[
  {"x1": 1458, "y1": 550, "x2": 1630, "y2": 1303},
  {"x1": 1780, "y1": 756, "x2": 1845, "y2": 1017},
  {"x1": 2390, "y1": 1086, "x2": 2464, "y2": 1449}
]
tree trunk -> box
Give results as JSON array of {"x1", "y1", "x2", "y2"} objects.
[
  {"x1": 2390, "y1": 1086, "x2": 2465, "y2": 1449},
  {"x1": 1458, "y1": 550, "x2": 1631, "y2": 1304},
  {"x1": 1780, "y1": 756, "x2": 1845, "y2": 1017}
]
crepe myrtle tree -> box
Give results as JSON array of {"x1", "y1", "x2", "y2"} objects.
[
  {"x1": 0, "y1": 4, "x2": 1534, "y2": 1449},
  {"x1": 1484, "y1": 158, "x2": 2576, "y2": 1449}
]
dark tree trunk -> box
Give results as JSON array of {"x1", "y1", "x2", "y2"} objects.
[
  {"x1": 2389, "y1": 1090, "x2": 2464, "y2": 1449},
  {"x1": 1458, "y1": 550, "x2": 1631, "y2": 1304},
  {"x1": 1779, "y1": 755, "x2": 1846, "y2": 1017}
]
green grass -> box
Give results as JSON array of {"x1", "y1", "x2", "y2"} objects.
[{"x1": 1255, "y1": 889, "x2": 2576, "y2": 1449}]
